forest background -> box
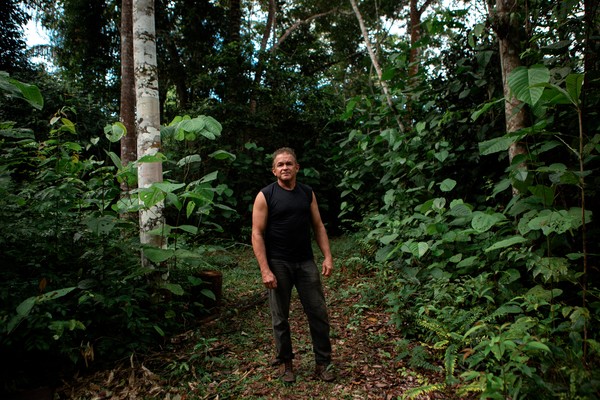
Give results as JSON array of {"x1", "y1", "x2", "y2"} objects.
[{"x1": 1, "y1": 0, "x2": 599, "y2": 398}]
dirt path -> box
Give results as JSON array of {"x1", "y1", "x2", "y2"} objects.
[{"x1": 56, "y1": 247, "x2": 455, "y2": 399}]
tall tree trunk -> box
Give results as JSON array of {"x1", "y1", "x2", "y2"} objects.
[
  {"x1": 133, "y1": 0, "x2": 164, "y2": 252},
  {"x1": 489, "y1": 0, "x2": 528, "y2": 193},
  {"x1": 349, "y1": 0, "x2": 404, "y2": 132},
  {"x1": 408, "y1": 0, "x2": 435, "y2": 81},
  {"x1": 120, "y1": 0, "x2": 136, "y2": 172}
]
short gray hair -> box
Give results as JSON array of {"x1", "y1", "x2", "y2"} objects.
[{"x1": 271, "y1": 147, "x2": 297, "y2": 167}]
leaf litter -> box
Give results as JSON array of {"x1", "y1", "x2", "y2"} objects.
[{"x1": 55, "y1": 245, "x2": 469, "y2": 399}]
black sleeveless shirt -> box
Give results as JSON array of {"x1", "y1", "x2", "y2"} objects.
[{"x1": 261, "y1": 181, "x2": 314, "y2": 262}]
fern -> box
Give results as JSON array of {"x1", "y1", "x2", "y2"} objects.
[
  {"x1": 444, "y1": 344, "x2": 458, "y2": 384},
  {"x1": 409, "y1": 345, "x2": 442, "y2": 372},
  {"x1": 402, "y1": 383, "x2": 446, "y2": 399},
  {"x1": 456, "y1": 379, "x2": 485, "y2": 397},
  {"x1": 481, "y1": 302, "x2": 523, "y2": 324},
  {"x1": 417, "y1": 314, "x2": 450, "y2": 341}
]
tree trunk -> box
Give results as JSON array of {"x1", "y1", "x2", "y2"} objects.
[
  {"x1": 349, "y1": 0, "x2": 404, "y2": 132},
  {"x1": 408, "y1": 0, "x2": 436, "y2": 80},
  {"x1": 489, "y1": 0, "x2": 528, "y2": 192},
  {"x1": 120, "y1": 0, "x2": 136, "y2": 172},
  {"x1": 133, "y1": 0, "x2": 164, "y2": 251}
]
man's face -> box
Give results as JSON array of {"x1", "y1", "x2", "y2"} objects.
[{"x1": 272, "y1": 153, "x2": 299, "y2": 182}]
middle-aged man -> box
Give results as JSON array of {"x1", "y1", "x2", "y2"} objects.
[{"x1": 251, "y1": 147, "x2": 335, "y2": 384}]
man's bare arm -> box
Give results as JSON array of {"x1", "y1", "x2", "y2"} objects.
[
  {"x1": 251, "y1": 192, "x2": 277, "y2": 288},
  {"x1": 310, "y1": 192, "x2": 333, "y2": 277}
]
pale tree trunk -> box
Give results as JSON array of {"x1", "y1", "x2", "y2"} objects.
[
  {"x1": 349, "y1": 0, "x2": 404, "y2": 132},
  {"x1": 489, "y1": 0, "x2": 529, "y2": 190},
  {"x1": 133, "y1": 0, "x2": 164, "y2": 251},
  {"x1": 120, "y1": 0, "x2": 136, "y2": 172}
]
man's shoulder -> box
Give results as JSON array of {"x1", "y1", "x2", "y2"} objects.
[{"x1": 260, "y1": 181, "x2": 278, "y2": 194}]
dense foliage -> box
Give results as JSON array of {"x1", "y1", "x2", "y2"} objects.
[{"x1": 1, "y1": 0, "x2": 599, "y2": 397}]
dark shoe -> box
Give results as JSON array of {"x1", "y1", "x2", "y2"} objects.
[
  {"x1": 281, "y1": 360, "x2": 295, "y2": 383},
  {"x1": 315, "y1": 364, "x2": 335, "y2": 382},
  {"x1": 270, "y1": 357, "x2": 283, "y2": 366}
]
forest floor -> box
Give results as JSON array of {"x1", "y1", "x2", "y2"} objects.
[{"x1": 55, "y1": 237, "x2": 466, "y2": 400}]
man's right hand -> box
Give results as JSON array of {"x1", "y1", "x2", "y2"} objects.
[{"x1": 262, "y1": 270, "x2": 278, "y2": 289}]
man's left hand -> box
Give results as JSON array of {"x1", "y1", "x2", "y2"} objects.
[{"x1": 321, "y1": 258, "x2": 333, "y2": 277}]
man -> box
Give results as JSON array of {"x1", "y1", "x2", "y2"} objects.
[{"x1": 251, "y1": 147, "x2": 335, "y2": 384}]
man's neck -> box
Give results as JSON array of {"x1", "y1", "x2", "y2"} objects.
[{"x1": 277, "y1": 179, "x2": 296, "y2": 191}]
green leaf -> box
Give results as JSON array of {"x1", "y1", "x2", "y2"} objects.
[
  {"x1": 471, "y1": 212, "x2": 505, "y2": 233},
  {"x1": 106, "y1": 151, "x2": 123, "y2": 169},
  {"x1": 379, "y1": 233, "x2": 398, "y2": 245},
  {"x1": 152, "y1": 181, "x2": 186, "y2": 193},
  {"x1": 104, "y1": 122, "x2": 126, "y2": 142},
  {"x1": 39, "y1": 287, "x2": 77, "y2": 302},
  {"x1": 565, "y1": 73, "x2": 584, "y2": 106},
  {"x1": 209, "y1": 150, "x2": 236, "y2": 161},
  {"x1": 0, "y1": 73, "x2": 44, "y2": 109},
  {"x1": 201, "y1": 289, "x2": 216, "y2": 300},
  {"x1": 201, "y1": 116, "x2": 222, "y2": 138},
  {"x1": 179, "y1": 117, "x2": 205, "y2": 133},
  {"x1": 508, "y1": 65, "x2": 550, "y2": 106},
  {"x1": 143, "y1": 247, "x2": 174, "y2": 263},
  {"x1": 139, "y1": 186, "x2": 166, "y2": 208},
  {"x1": 531, "y1": 257, "x2": 568, "y2": 282},
  {"x1": 463, "y1": 324, "x2": 487, "y2": 339},
  {"x1": 138, "y1": 153, "x2": 166, "y2": 163},
  {"x1": 16, "y1": 297, "x2": 36, "y2": 317},
  {"x1": 524, "y1": 341, "x2": 550, "y2": 352},
  {"x1": 402, "y1": 241, "x2": 429, "y2": 258},
  {"x1": 176, "y1": 224, "x2": 198, "y2": 234},
  {"x1": 528, "y1": 185, "x2": 554, "y2": 206},
  {"x1": 485, "y1": 236, "x2": 528, "y2": 252},
  {"x1": 479, "y1": 133, "x2": 526, "y2": 156},
  {"x1": 186, "y1": 200, "x2": 196, "y2": 218},
  {"x1": 177, "y1": 154, "x2": 201, "y2": 167},
  {"x1": 162, "y1": 283, "x2": 184, "y2": 296},
  {"x1": 199, "y1": 171, "x2": 219, "y2": 183},
  {"x1": 471, "y1": 98, "x2": 504, "y2": 121},
  {"x1": 439, "y1": 179, "x2": 456, "y2": 192}
]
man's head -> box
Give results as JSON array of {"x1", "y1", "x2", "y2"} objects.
[
  {"x1": 271, "y1": 147, "x2": 299, "y2": 185},
  {"x1": 271, "y1": 147, "x2": 298, "y2": 168}
]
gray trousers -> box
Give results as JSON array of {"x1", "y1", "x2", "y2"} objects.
[{"x1": 268, "y1": 258, "x2": 332, "y2": 366}]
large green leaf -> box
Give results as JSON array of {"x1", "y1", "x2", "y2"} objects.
[
  {"x1": 471, "y1": 212, "x2": 505, "y2": 233},
  {"x1": 152, "y1": 181, "x2": 186, "y2": 193},
  {"x1": 485, "y1": 236, "x2": 528, "y2": 252},
  {"x1": 479, "y1": 133, "x2": 526, "y2": 155},
  {"x1": 139, "y1": 186, "x2": 166, "y2": 208},
  {"x1": 508, "y1": 65, "x2": 550, "y2": 106},
  {"x1": 161, "y1": 283, "x2": 184, "y2": 296},
  {"x1": 104, "y1": 122, "x2": 126, "y2": 142},
  {"x1": 143, "y1": 247, "x2": 174, "y2": 263},
  {"x1": 0, "y1": 72, "x2": 44, "y2": 110},
  {"x1": 565, "y1": 73, "x2": 584, "y2": 106}
]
